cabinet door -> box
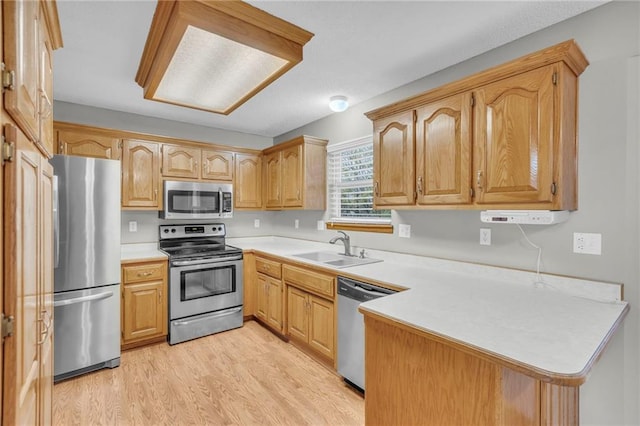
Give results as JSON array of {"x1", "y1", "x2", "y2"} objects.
[
  {"x1": 282, "y1": 144, "x2": 303, "y2": 207},
  {"x1": 122, "y1": 140, "x2": 160, "y2": 208},
  {"x1": 162, "y1": 144, "x2": 200, "y2": 178},
  {"x1": 38, "y1": 158, "x2": 54, "y2": 426},
  {"x1": 474, "y1": 66, "x2": 555, "y2": 205},
  {"x1": 415, "y1": 93, "x2": 472, "y2": 205},
  {"x1": 3, "y1": 0, "x2": 40, "y2": 142},
  {"x1": 266, "y1": 277, "x2": 283, "y2": 333},
  {"x1": 287, "y1": 287, "x2": 309, "y2": 342},
  {"x1": 57, "y1": 130, "x2": 120, "y2": 159},
  {"x1": 38, "y1": 7, "x2": 54, "y2": 156},
  {"x1": 234, "y1": 153, "x2": 262, "y2": 209},
  {"x1": 255, "y1": 273, "x2": 269, "y2": 322},
  {"x1": 3, "y1": 126, "x2": 41, "y2": 425},
  {"x1": 373, "y1": 111, "x2": 415, "y2": 206},
  {"x1": 122, "y1": 281, "x2": 165, "y2": 342},
  {"x1": 264, "y1": 151, "x2": 282, "y2": 208},
  {"x1": 202, "y1": 149, "x2": 233, "y2": 181},
  {"x1": 308, "y1": 295, "x2": 335, "y2": 360}
]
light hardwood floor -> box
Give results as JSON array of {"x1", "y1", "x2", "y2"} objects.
[{"x1": 52, "y1": 321, "x2": 364, "y2": 425}]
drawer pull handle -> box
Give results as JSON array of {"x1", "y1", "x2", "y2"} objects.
[{"x1": 138, "y1": 271, "x2": 153, "y2": 277}]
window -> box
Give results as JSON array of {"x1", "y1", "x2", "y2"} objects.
[{"x1": 327, "y1": 136, "x2": 391, "y2": 232}]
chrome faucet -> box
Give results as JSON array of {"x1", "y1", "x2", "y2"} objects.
[{"x1": 329, "y1": 231, "x2": 352, "y2": 256}]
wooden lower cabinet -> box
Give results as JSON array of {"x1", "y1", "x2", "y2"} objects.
[
  {"x1": 121, "y1": 260, "x2": 168, "y2": 349},
  {"x1": 2, "y1": 124, "x2": 55, "y2": 425},
  {"x1": 255, "y1": 272, "x2": 284, "y2": 333},
  {"x1": 363, "y1": 313, "x2": 578, "y2": 426},
  {"x1": 286, "y1": 286, "x2": 335, "y2": 362}
]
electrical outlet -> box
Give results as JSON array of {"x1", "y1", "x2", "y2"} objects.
[
  {"x1": 317, "y1": 220, "x2": 325, "y2": 230},
  {"x1": 573, "y1": 232, "x2": 602, "y2": 255},
  {"x1": 294, "y1": 219, "x2": 299, "y2": 229},
  {"x1": 480, "y1": 228, "x2": 491, "y2": 246},
  {"x1": 128, "y1": 221, "x2": 137, "y2": 232},
  {"x1": 398, "y1": 224, "x2": 411, "y2": 238},
  {"x1": 254, "y1": 219, "x2": 260, "y2": 228}
]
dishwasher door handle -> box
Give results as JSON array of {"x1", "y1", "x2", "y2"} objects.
[{"x1": 353, "y1": 283, "x2": 393, "y2": 297}]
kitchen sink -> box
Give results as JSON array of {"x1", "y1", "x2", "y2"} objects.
[{"x1": 292, "y1": 251, "x2": 383, "y2": 269}]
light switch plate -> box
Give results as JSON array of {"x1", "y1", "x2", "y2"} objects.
[
  {"x1": 254, "y1": 219, "x2": 260, "y2": 228},
  {"x1": 398, "y1": 224, "x2": 411, "y2": 238},
  {"x1": 128, "y1": 221, "x2": 137, "y2": 232},
  {"x1": 480, "y1": 228, "x2": 491, "y2": 245},
  {"x1": 317, "y1": 220, "x2": 325, "y2": 230},
  {"x1": 294, "y1": 219, "x2": 299, "y2": 229},
  {"x1": 573, "y1": 232, "x2": 602, "y2": 255}
]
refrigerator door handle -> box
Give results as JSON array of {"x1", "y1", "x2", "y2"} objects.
[
  {"x1": 53, "y1": 175, "x2": 59, "y2": 268},
  {"x1": 54, "y1": 290, "x2": 114, "y2": 307}
]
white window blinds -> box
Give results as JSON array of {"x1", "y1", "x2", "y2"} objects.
[{"x1": 327, "y1": 136, "x2": 391, "y2": 222}]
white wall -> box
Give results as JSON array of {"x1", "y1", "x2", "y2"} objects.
[
  {"x1": 56, "y1": 2, "x2": 639, "y2": 424},
  {"x1": 53, "y1": 101, "x2": 273, "y2": 150},
  {"x1": 120, "y1": 210, "x2": 276, "y2": 244}
]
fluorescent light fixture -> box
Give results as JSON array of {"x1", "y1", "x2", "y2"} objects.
[
  {"x1": 329, "y1": 95, "x2": 349, "y2": 112},
  {"x1": 136, "y1": 1, "x2": 313, "y2": 115}
]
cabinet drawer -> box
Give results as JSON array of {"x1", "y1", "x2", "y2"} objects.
[
  {"x1": 256, "y1": 257, "x2": 282, "y2": 279},
  {"x1": 283, "y1": 265, "x2": 334, "y2": 298},
  {"x1": 122, "y1": 261, "x2": 167, "y2": 284}
]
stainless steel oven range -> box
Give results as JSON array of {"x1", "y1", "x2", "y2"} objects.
[{"x1": 159, "y1": 223, "x2": 243, "y2": 345}]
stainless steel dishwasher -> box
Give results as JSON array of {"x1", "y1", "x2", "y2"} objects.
[{"x1": 337, "y1": 276, "x2": 397, "y2": 391}]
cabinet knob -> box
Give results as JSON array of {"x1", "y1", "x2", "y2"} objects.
[
  {"x1": 417, "y1": 176, "x2": 423, "y2": 195},
  {"x1": 374, "y1": 181, "x2": 380, "y2": 197}
]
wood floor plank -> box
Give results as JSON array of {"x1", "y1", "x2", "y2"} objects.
[{"x1": 53, "y1": 321, "x2": 364, "y2": 425}]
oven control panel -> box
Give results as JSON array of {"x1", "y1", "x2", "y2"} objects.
[{"x1": 159, "y1": 223, "x2": 226, "y2": 239}]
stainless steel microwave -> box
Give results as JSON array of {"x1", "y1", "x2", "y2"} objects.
[{"x1": 160, "y1": 181, "x2": 233, "y2": 220}]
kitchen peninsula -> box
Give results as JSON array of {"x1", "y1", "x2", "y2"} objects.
[{"x1": 229, "y1": 236, "x2": 628, "y2": 426}]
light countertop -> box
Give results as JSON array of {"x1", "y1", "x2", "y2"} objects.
[
  {"x1": 229, "y1": 236, "x2": 629, "y2": 385},
  {"x1": 121, "y1": 243, "x2": 168, "y2": 263}
]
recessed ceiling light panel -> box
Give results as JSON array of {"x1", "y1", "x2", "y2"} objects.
[{"x1": 136, "y1": 1, "x2": 313, "y2": 115}]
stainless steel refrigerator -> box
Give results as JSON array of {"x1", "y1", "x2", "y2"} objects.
[{"x1": 51, "y1": 155, "x2": 121, "y2": 382}]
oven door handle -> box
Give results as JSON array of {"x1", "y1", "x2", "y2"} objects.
[
  {"x1": 171, "y1": 255, "x2": 243, "y2": 267},
  {"x1": 172, "y1": 306, "x2": 243, "y2": 326}
]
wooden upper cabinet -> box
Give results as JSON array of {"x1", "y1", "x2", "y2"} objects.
[
  {"x1": 202, "y1": 149, "x2": 233, "y2": 181},
  {"x1": 264, "y1": 151, "x2": 282, "y2": 208},
  {"x1": 3, "y1": 0, "x2": 40, "y2": 143},
  {"x1": 162, "y1": 145, "x2": 234, "y2": 181},
  {"x1": 57, "y1": 129, "x2": 121, "y2": 160},
  {"x1": 474, "y1": 65, "x2": 555, "y2": 205},
  {"x1": 373, "y1": 111, "x2": 415, "y2": 206},
  {"x1": 122, "y1": 139, "x2": 160, "y2": 208},
  {"x1": 263, "y1": 136, "x2": 328, "y2": 210},
  {"x1": 366, "y1": 40, "x2": 587, "y2": 210},
  {"x1": 38, "y1": 2, "x2": 55, "y2": 156},
  {"x1": 234, "y1": 152, "x2": 262, "y2": 209},
  {"x1": 415, "y1": 92, "x2": 472, "y2": 205},
  {"x1": 162, "y1": 144, "x2": 199, "y2": 178},
  {"x1": 282, "y1": 144, "x2": 303, "y2": 207}
]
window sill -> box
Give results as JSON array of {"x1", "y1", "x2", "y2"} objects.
[{"x1": 326, "y1": 221, "x2": 393, "y2": 234}]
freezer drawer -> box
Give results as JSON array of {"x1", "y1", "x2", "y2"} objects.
[{"x1": 54, "y1": 284, "x2": 121, "y2": 381}]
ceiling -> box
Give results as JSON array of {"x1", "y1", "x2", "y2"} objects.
[{"x1": 53, "y1": 1, "x2": 605, "y2": 138}]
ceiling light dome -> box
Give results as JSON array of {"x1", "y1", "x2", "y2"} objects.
[{"x1": 329, "y1": 96, "x2": 349, "y2": 112}]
